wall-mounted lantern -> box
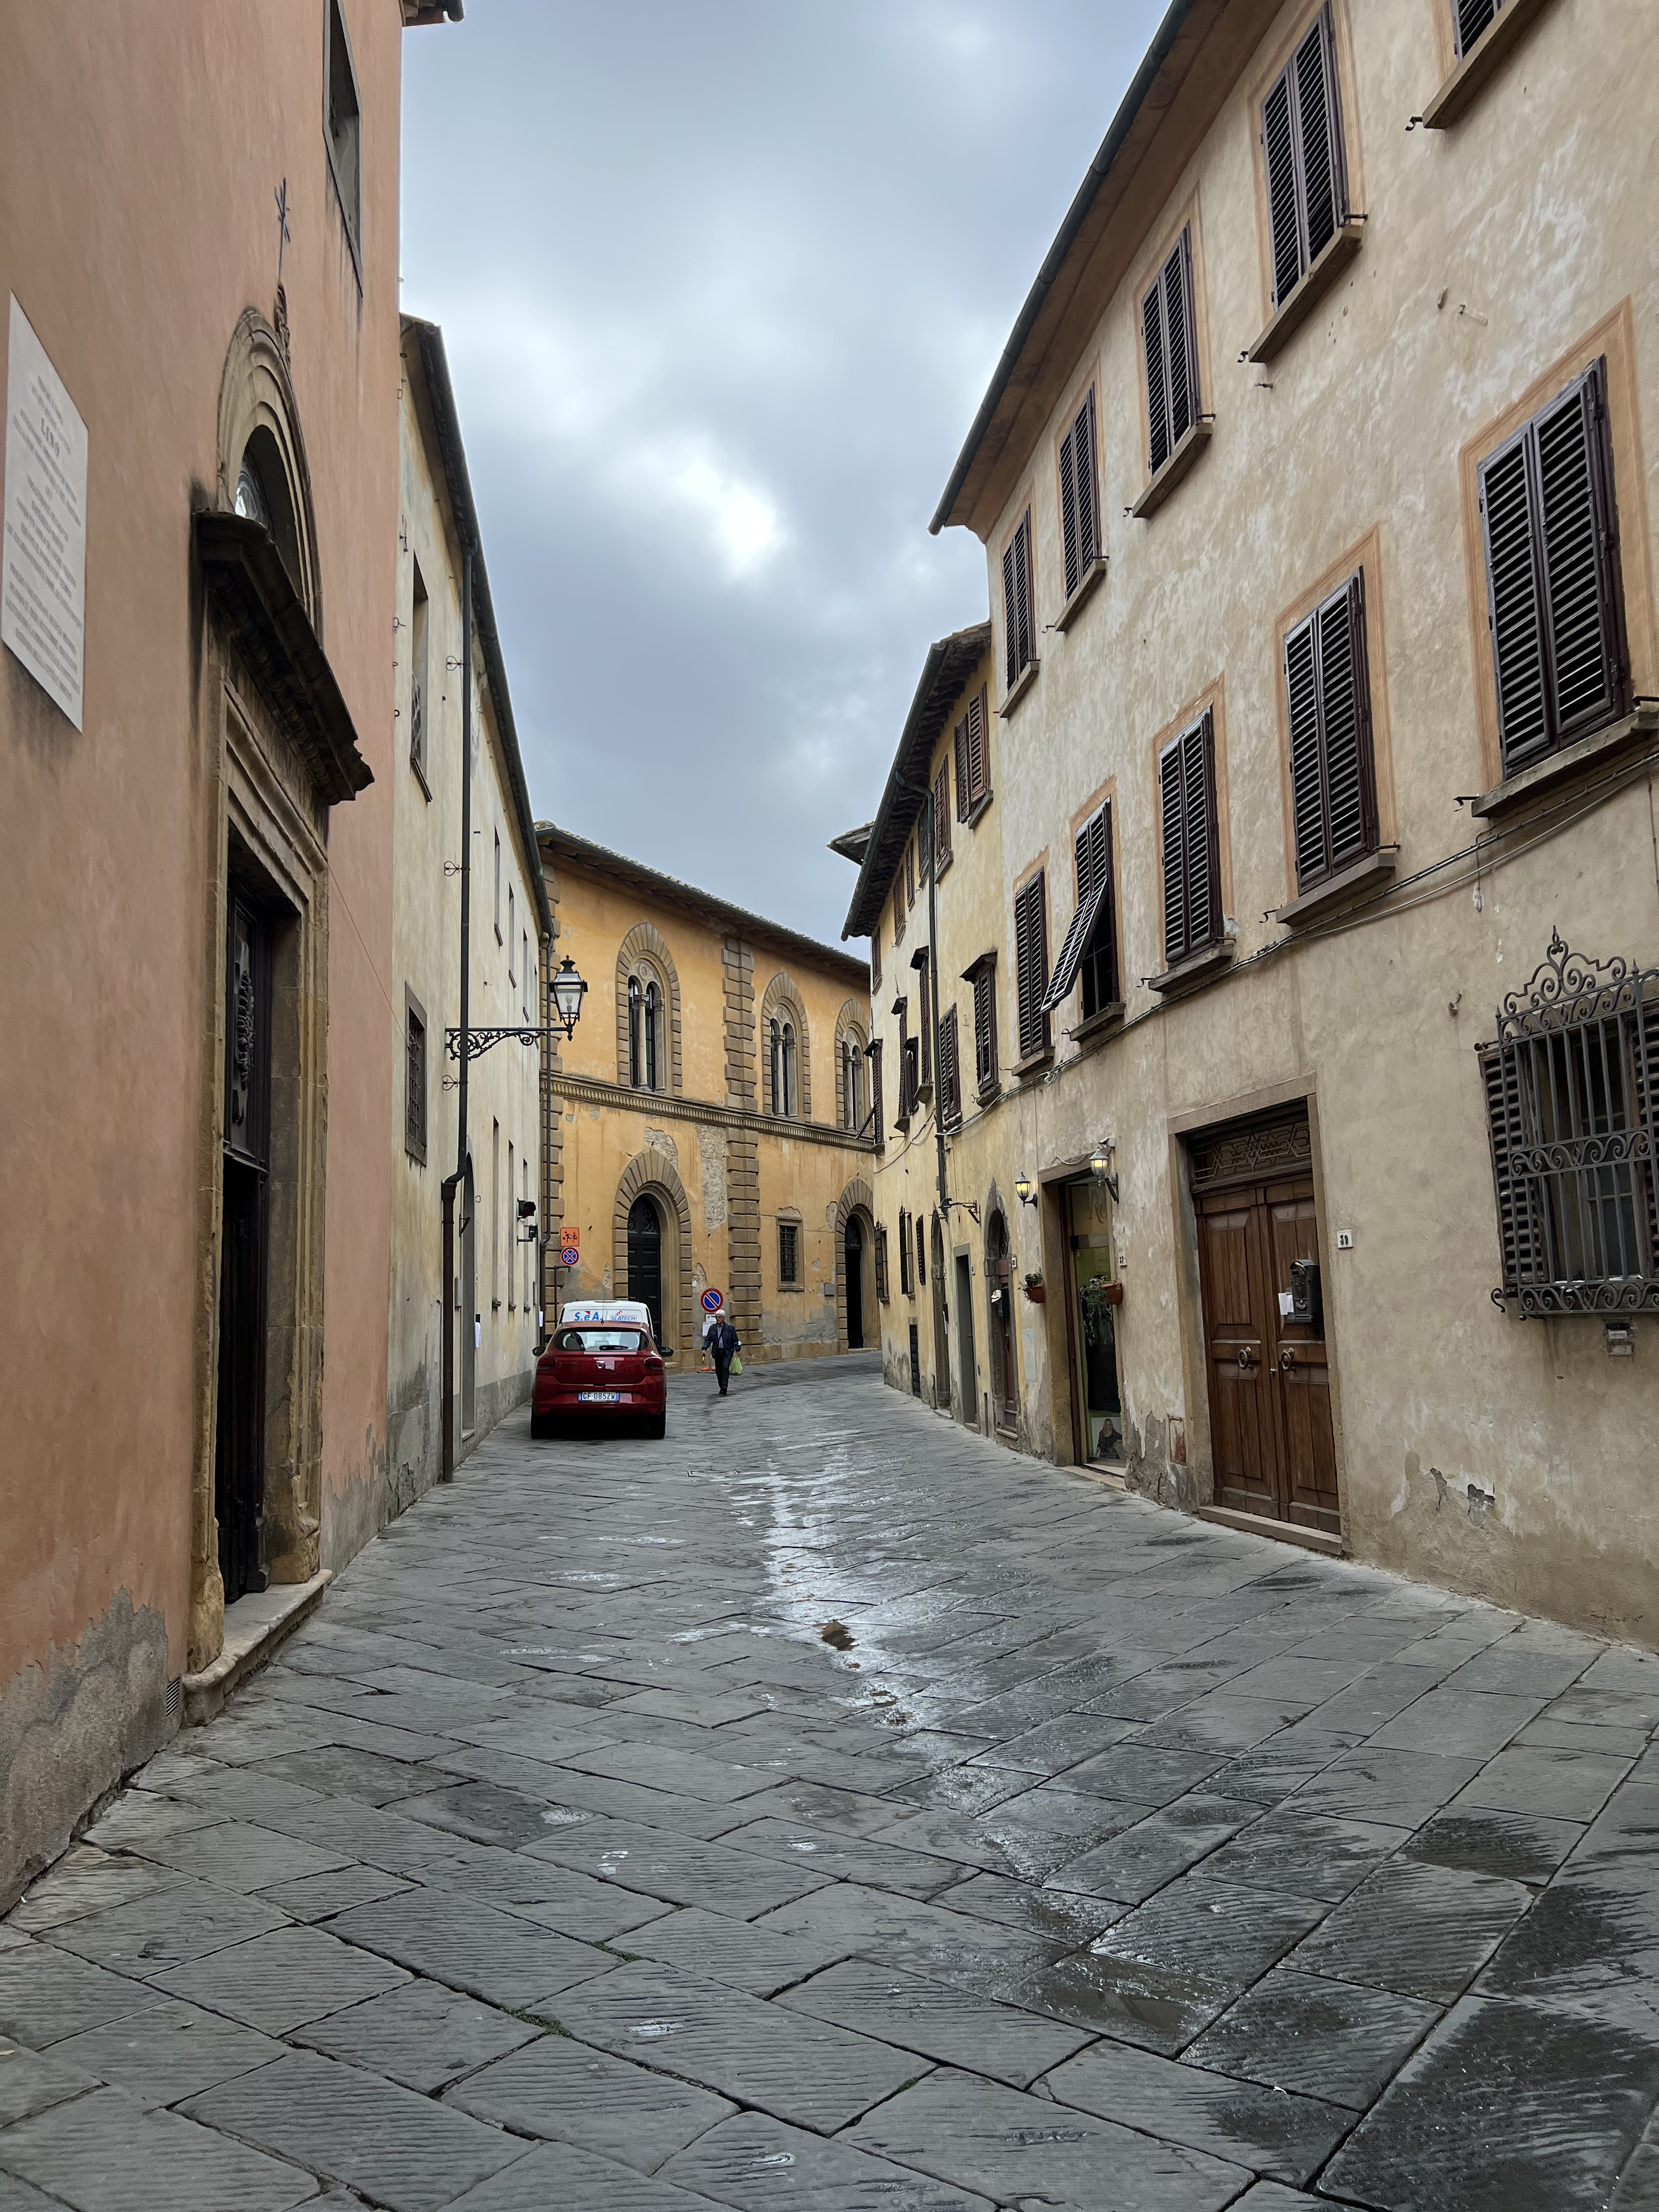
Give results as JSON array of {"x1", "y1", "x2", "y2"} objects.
[
  {"x1": 1090, "y1": 1140, "x2": 1119, "y2": 1204},
  {"x1": 1014, "y1": 1175, "x2": 1035, "y2": 1206}
]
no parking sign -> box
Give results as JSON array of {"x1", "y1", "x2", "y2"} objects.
[{"x1": 701, "y1": 1288, "x2": 723, "y2": 1313}]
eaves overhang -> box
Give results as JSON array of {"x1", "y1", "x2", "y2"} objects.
[
  {"x1": 840, "y1": 620, "x2": 991, "y2": 942},
  {"x1": 400, "y1": 315, "x2": 553, "y2": 943},
  {"x1": 195, "y1": 512, "x2": 372, "y2": 806},
  {"x1": 929, "y1": 0, "x2": 1280, "y2": 541}
]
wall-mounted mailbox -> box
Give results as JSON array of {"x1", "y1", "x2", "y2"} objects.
[{"x1": 1289, "y1": 1258, "x2": 1322, "y2": 1331}]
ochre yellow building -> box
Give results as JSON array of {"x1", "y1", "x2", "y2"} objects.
[{"x1": 538, "y1": 830, "x2": 876, "y2": 1367}]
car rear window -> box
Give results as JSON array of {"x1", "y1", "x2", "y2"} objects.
[{"x1": 554, "y1": 1328, "x2": 647, "y2": 1352}]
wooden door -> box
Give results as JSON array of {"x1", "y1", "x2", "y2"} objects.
[
  {"x1": 216, "y1": 895, "x2": 271, "y2": 1603},
  {"x1": 1196, "y1": 1174, "x2": 1339, "y2": 1532}
]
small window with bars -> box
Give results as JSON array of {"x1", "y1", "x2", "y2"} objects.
[
  {"x1": 1478, "y1": 357, "x2": 1628, "y2": 778},
  {"x1": 1058, "y1": 388, "x2": 1100, "y2": 601},
  {"x1": 971, "y1": 962, "x2": 999, "y2": 1097},
  {"x1": 1452, "y1": 0, "x2": 1504, "y2": 60},
  {"x1": 1159, "y1": 711, "x2": 1224, "y2": 969},
  {"x1": 404, "y1": 999, "x2": 427, "y2": 1164},
  {"x1": 1042, "y1": 803, "x2": 1117, "y2": 1020},
  {"x1": 1284, "y1": 572, "x2": 1378, "y2": 891},
  {"x1": 1001, "y1": 512, "x2": 1036, "y2": 696},
  {"x1": 954, "y1": 688, "x2": 990, "y2": 819},
  {"x1": 1143, "y1": 231, "x2": 1199, "y2": 478},
  {"x1": 938, "y1": 1004, "x2": 962, "y2": 1129},
  {"x1": 1480, "y1": 933, "x2": 1659, "y2": 1314},
  {"x1": 1261, "y1": 5, "x2": 1348, "y2": 309},
  {"x1": 1014, "y1": 872, "x2": 1050, "y2": 1062},
  {"x1": 778, "y1": 1220, "x2": 801, "y2": 1287}
]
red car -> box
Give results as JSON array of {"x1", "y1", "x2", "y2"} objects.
[{"x1": 531, "y1": 1301, "x2": 666, "y2": 1439}]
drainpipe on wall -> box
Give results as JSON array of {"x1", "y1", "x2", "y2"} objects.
[{"x1": 440, "y1": 545, "x2": 476, "y2": 1483}]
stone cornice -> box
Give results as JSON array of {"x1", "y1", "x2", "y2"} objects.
[{"x1": 551, "y1": 1072, "x2": 877, "y2": 1154}]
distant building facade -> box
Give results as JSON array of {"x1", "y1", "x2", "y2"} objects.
[
  {"x1": 389, "y1": 319, "x2": 548, "y2": 1511},
  {"x1": 843, "y1": 0, "x2": 1659, "y2": 1642},
  {"x1": 0, "y1": 2, "x2": 460, "y2": 1905},
  {"x1": 539, "y1": 830, "x2": 876, "y2": 1366}
]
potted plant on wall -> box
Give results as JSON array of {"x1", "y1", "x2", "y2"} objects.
[{"x1": 1023, "y1": 1270, "x2": 1045, "y2": 1304}]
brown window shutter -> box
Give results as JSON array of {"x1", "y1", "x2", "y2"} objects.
[
  {"x1": 896, "y1": 1004, "x2": 910, "y2": 1114},
  {"x1": 973, "y1": 968, "x2": 996, "y2": 1093},
  {"x1": 905, "y1": 839, "x2": 915, "y2": 910},
  {"x1": 1261, "y1": 6, "x2": 1347, "y2": 307},
  {"x1": 1454, "y1": 0, "x2": 1498, "y2": 58},
  {"x1": 870, "y1": 924, "x2": 881, "y2": 992},
  {"x1": 1003, "y1": 513, "x2": 1034, "y2": 687},
  {"x1": 1041, "y1": 804, "x2": 1113, "y2": 1015},
  {"x1": 893, "y1": 875, "x2": 905, "y2": 945},
  {"x1": 875, "y1": 1223, "x2": 888, "y2": 1301},
  {"x1": 1478, "y1": 1039, "x2": 1537, "y2": 1296},
  {"x1": 933, "y1": 758, "x2": 951, "y2": 867},
  {"x1": 1479, "y1": 357, "x2": 1628, "y2": 773},
  {"x1": 1014, "y1": 873, "x2": 1048, "y2": 1060},
  {"x1": 954, "y1": 713, "x2": 971, "y2": 821},
  {"x1": 964, "y1": 687, "x2": 988, "y2": 806},
  {"x1": 1161, "y1": 712, "x2": 1222, "y2": 964},
  {"x1": 1058, "y1": 390, "x2": 1098, "y2": 600},
  {"x1": 1285, "y1": 570, "x2": 1378, "y2": 890},
  {"x1": 870, "y1": 1040, "x2": 883, "y2": 1142},
  {"x1": 1144, "y1": 231, "x2": 1198, "y2": 475},
  {"x1": 1058, "y1": 418, "x2": 1081, "y2": 602},
  {"x1": 942, "y1": 1005, "x2": 960, "y2": 1125},
  {"x1": 919, "y1": 963, "x2": 932, "y2": 1088}
]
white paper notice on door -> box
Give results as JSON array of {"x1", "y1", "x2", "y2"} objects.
[
  {"x1": 3, "y1": 296, "x2": 87, "y2": 730},
  {"x1": 1277, "y1": 1290, "x2": 1295, "y2": 1318}
]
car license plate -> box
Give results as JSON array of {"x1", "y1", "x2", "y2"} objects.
[{"x1": 578, "y1": 1390, "x2": 621, "y2": 1402}]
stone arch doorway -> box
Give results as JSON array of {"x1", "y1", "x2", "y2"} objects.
[
  {"x1": 832, "y1": 1178, "x2": 875, "y2": 1354},
  {"x1": 627, "y1": 1193, "x2": 665, "y2": 1348},
  {"x1": 844, "y1": 1217, "x2": 866, "y2": 1349},
  {"x1": 613, "y1": 1149, "x2": 692, "y2": 1363}
]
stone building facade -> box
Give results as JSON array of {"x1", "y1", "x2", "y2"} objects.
[
  {"x1": 842, "y1": 0, "x2": 1659, "y2": 1643},
  {"x1": 388, "y1": 318, "x2": 549, "y2": 1514},
  {"x1": 0, "y1": 1, "x2": 460, "y2": 1907},
  {"x1": 538, "y1": 830, "x2": 876, "y2": 1367}
]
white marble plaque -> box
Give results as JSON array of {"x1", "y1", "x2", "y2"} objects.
[{"x1": 3, "y1": 296, "x2": 87, "y2": 729}]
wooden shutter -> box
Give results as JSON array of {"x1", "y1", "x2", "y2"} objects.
[
  {"x1": 933, "y1": 758, "x2": 952, "y2": 867},
  {"x1": 954, "y1": 713, "x2": 971, "y2": 820},
  {"x1": 870, "y1": 925, "x2": 881, "y2": 991},
  {"x1": 1002, "y1": 513, "x2": 1034, "y2": 690},
  {"x1": 899, "y1": 1208, "x2": 911, "y2": 1295},
  {"x1": 1058, "y1": 388, "x2": 1098, "y2": 599},
  {"x1": 1160, "y1": 711, "x2": 1222, "y2": 967},
  {"x1": 919, "y1": 963, "x2": 932, "y2": 1089},
  {"x1": 1014, "y1": 873, "x2": 1048, "y2": 1060},
  {"x1": 875, "y1": 1224, "x2": 888, "y2": 1302},
  {"x1": 1041, "y1": 805, "x2": 1113, "y2": 1013},
  {"x1": 1144, "y1": 229, "x2": 1197, "y2": 476},
  {"x1": 1454, "y1": 0, "x2": 1498, "y2": 58},
  {"x1": 1479, "y1": 1040, "x2": 1539, "y2": 1296},
  {"x1": 973, "y1": 967, "x2": 997, "y2": 1094},
  {"x1": 940, "y1": 1006, "x2": 961, "y2": 1126},
  {"x1": 870, "y1": 1040, "x2": 883, "y2": 1141},
  {"x1": 965, "y1": 688, "x2": 988, "y2": 805},
  {"x1": 1479, "y1": 358, "x2": 1627, "y2": 773},
  {"x1": 1284, "y1": 570, "x2": 1377, "y2": 890},
  {"x1": 896, "y1": 1004, "x2": 910, "y2": 1115},
  {"x1": 905, "y1": 839, "x2": 915, "y2": 910},
  {"x1": 1261, "y1": 6, "x2": 1347, "y2": 307}
]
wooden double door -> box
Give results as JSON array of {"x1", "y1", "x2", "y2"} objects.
[{"x1": 1196, "y1": 1173, "x2": 1339, "y2": 1532}]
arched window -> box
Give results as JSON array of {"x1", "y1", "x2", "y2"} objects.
[
  {"x1": 628, "y1": 976, "x2": 642, "y2": 1088},
  {"x1": 769, "y1": 1019, "x2": 782, "y2": 1117},
  {"x1": 781, "y1": 1021, "x2": 797, "y2": 1117},
  {"x1": 842, "y1": 1040, "x2": 864, "y2": 1130},
  {"x1": 644, "y1": 979, "x2": 660, "y2": 1092}
]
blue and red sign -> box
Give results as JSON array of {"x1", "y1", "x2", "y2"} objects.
[{"x1": 701, "y1": 1288, "x2": 723, "y2": 1313}]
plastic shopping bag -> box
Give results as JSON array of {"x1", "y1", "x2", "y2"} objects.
[{"x1": 730, "y1": 1355, "x2": 743, "y2": 1375}]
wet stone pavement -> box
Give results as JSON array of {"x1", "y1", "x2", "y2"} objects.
[{"x1": 5, "y1": 1356, "x2": 1659, "y2": 2211}]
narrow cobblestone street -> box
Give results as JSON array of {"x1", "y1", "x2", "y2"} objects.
[{"x1": 4, "y1": 1357, "x2": 1659, "y2": 2210}]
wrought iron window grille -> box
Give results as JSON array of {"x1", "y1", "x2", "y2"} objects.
[{"x1": 1485, "y1": 930, "x2": 1659, "y2": 1316}]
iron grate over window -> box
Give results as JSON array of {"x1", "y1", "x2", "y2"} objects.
[{"x1": 1481, "y1": 931, "x2": 1659, "y2": 1315}]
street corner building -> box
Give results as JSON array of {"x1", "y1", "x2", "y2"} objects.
[
  {"x1": 839, "y1": 0, "x2": 1659, "y2": 1643},
  {"x1": 0, "y1": 1, "x2": 463, "y2": 1907},
  {"x1": 537, "y1": 828, "x2": 879, "y2": 1369}
]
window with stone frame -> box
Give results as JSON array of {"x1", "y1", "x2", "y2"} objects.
[
  {"x1": 404, "y1": 991, "x2": 427, "y2": 1164},
  {"x1": 778, "y1": 1219, "x2": 801, "y2": 1287}
]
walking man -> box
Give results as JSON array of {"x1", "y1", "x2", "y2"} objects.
[{"x1": 707, "y1": 1308, "x2": 740, "y2": 1396}]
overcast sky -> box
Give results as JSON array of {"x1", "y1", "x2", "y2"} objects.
[{"x1": 400, "y1": 2, "x2": 1167, "y2": 950}]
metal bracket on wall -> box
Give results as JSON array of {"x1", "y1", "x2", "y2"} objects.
[{"x1": 444, "y1": 1025, "x2": 550, "y2": 1062}]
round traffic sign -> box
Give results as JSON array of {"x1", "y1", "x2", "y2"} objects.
[
  {"x1": 701, "y1": 1288, "x2": 723, "y2": 1312},
  {"x1": 560, "y1": 1246, "x2": 580, "y2": 1269}
]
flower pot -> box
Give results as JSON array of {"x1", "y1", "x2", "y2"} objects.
[
  {"x1": 1102, "y1": 1280, "x2": 1124, "y2": 1306},
  {"x1": 1024, "y1": 1283, "x2": 1046, "y2": 1304}
]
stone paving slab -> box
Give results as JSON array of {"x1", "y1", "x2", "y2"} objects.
[
  {"x1": 444, "y1": 2027, "x2": 737, "y2": 2168},
  {"x1": 0, "y1": 2045, "x2": 98, "y2": 2128},
  {"x1": 528, "y1": 1818, "x2": 832, "y2": 1917},
  {"x1": 322, "y1": 1884, "x2": 615, "y2": 2009},
  {"x1": 49, "y1": 1997, "x2": 288, "y2": 2108},
  {"x1": 291, "y1": 1975, "x2": 538, "y2": 2091},
  {"x1": 0, "y1": 2086, "x2": 317, "y2": 2211},
  {"x1": 778, "y1": 1957, "x2": 1093, "y2": 2086},
  {"x1": 0, "y1": 1947, "x2": 158, "y2": 2047},
  {"x1": 658, "y1": 2111, "x2": 996, "y2": 2209},
  {"x1": 184, "y1": 2048, "x2": 520, "y2": 2212},
  {"x1": 445, "y1": 2137, "x2": 734, "y2": 2210},
  {"x1": 149, "y1": 1922, "x2": 410, "y2": 2033},
  {"x1": 843, "y1": 2064, "x2": 1248, "y2": 2209},
  {"x1": 548, "y1": 1958, "x2": 928, "y2": 2133}
]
